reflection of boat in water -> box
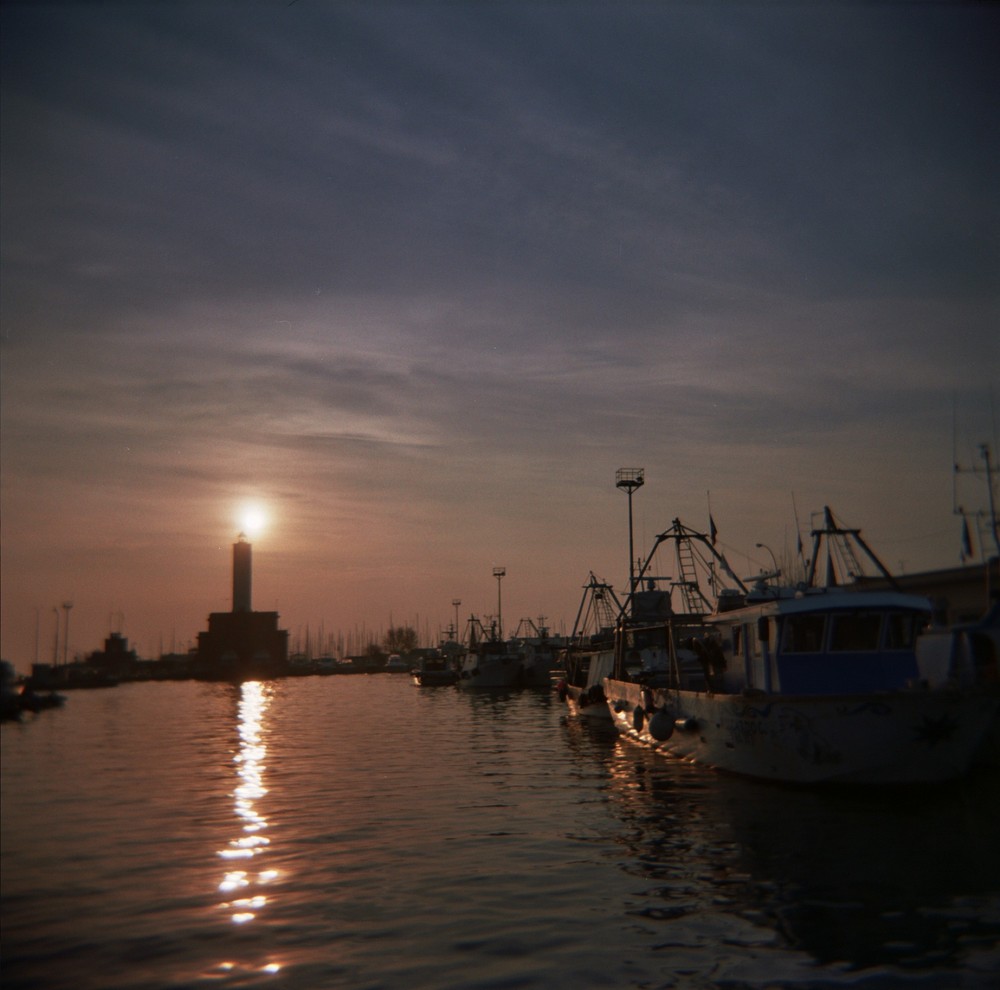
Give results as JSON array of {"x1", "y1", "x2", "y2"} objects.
[
  {"x1": 596, "y1": 730, "x2": 1000, "y2": 981},
  {"x1": 604, "y1": 509, "x2": 1000, "y2": 784}
]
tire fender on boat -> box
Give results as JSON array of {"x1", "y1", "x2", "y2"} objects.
[
  {"x1": 647, "y1": 708, "x2": 674, "y2": 742},
  {"x1": 632, "y1": 705, "x2": 645, "y2": 731}
]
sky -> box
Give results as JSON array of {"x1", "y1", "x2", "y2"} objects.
[{"x1": 1, "y1": 0, "x2": 998, "y2": 668}]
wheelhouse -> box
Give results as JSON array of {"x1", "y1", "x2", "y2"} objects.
[{"x1": 710, "y1": 591, "x2": 932, "y2": 695}]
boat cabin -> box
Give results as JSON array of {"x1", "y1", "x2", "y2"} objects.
[{"x1": 708, "y1": 590, "x2": 932, "y2": 696}]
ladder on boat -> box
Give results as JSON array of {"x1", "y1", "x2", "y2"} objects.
[{"x1": 674, "y1": 535, "x2": 704, "y2": 614}]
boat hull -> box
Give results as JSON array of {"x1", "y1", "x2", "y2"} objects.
[
  {"x1": 603, "y1": 678, "x2": 1000, "y2": 784},
  {"x1": 412, "y1": 668, "x2": 459, "y2": 687},
  {"x1": 557, "y1": 681, "x2": 613, "y2": 720},
  {"x1": 455, "y1": 652, "x2": 523, "y2": 689},
  {"x1": 559, "y1": 647, "x2": 615, "y2": 720}
]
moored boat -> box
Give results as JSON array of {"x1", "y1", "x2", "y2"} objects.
[
  {"x1": 556, "y1": 573, "x2": 623, "y2": 720},
  {"x1": 510, "y1": 618, "x2": 565, "y2": 688},
  {"x1": 455, "y1": 616, "x2": 523, "y2": 689},
  {"x1": 915, "y1": 599, "x2": 1000, "y2": 766},
  {"x1": 603, "y1": 508, "x2": 999, "y2": 784},
  {"x1": 411, "y1": 653, "x2": 459, "y2": 687}
]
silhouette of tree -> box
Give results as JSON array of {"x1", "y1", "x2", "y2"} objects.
[{"x1": 384, "y1": 625, "x2": 418, "y2": 654}]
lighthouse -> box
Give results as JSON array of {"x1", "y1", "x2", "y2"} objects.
[{"x1": 195, "y1": 530, "x2": 288, "y2": 678}]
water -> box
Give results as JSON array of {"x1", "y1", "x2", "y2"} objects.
[{"x1": 2, "y1": 677, "x2": 998, "y2": 990}]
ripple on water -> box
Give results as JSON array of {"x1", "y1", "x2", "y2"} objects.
[{"x1": 3, "y1": 678, "x2": 999, "y2": 989}]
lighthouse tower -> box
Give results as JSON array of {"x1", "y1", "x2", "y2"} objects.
[{"x1": 233, "y1": 533, "x2": 252, "y2": 613}]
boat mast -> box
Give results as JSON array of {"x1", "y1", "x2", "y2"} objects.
[
  {"x1": 983, "y1": 444, "x2": 1000, "y2": 557},
  {"x1": 806, "y1": 505, "x2": 899, "y2": 589}
]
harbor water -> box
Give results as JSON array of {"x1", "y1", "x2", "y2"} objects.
[{"x1": 2, "y1": 676, "x2": 998, "y2": 989}]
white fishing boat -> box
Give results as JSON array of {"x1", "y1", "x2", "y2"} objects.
[{"x1": 603, "y1": 508, "x2": 1000, "y2": 784}]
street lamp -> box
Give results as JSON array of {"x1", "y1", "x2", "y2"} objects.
[
  {"x1": 755, "y1": 544, "x2": 780, "y2": 584},
  {"x1": 492, "y1": 567, "x2": 506, "y2": 639},
  {"x1": 52, "y1": 607, "x2": 60, "y2": 665},
  {"x1": 616, "y1": 468, "x2": 645, "y2": 596},
  {"x1": 62, "y1": 602, "x2": 73, "y2": 666}
]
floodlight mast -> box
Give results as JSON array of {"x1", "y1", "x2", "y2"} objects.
[
  {"x1": 492, "y1": 567, "x2": 506, "y2": 639},
  {"x1": 615, "y1": 468, "x2": 645, "y2": 596}
]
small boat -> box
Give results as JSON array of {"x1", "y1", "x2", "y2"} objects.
[
  {"x1": 1, "y1": 661, "x2": 23, "y2": 720},
  {"x1": 385, "y1": 654, "x2": 411, "y2": 674},
  {"x1": 603, "y1": 508, "x2": 1000, "y2": 785},
  {"x1": 17, "y1": 686, "x2": 67, "y2": 713}
]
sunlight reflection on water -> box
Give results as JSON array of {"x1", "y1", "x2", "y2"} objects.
[
  {"x1": 215, "y1": 681, "x2": 281, "y2": 973},
  {"x1": 1, "y1": 677, "x2": 998, "y2": 990}
]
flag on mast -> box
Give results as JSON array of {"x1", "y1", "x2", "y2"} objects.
[{"x1": 961, "y1": 515, "x2": 973, "y2": 562}]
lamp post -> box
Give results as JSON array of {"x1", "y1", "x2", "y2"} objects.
[
  {"x1": 52, "y1": 607, "x2": 60, "y2": 666},
  {"x1": 62, "y1": 602, "x2": 73, "y2": 666},
  {"x1": 615, "y1": 468, "x2": 645, "y2": 596},
  {"x1": 452, "y1": 599, "x2": 461, "y2": 640},
  {"x1": 492, "y1": 567, "x2": 506, "y2": 639},
  {"x1": 755, "y1": 543, "x2": 780, "y2": 585}
]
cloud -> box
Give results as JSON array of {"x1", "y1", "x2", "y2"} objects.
[{"x1": 1, "y1": 1, "x2": 997, "y2": 663}]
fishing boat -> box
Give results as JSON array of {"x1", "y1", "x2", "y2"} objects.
[
  {"x1": 915, "y1": 599, "x2": 1000, "y2": 766},
  {"x1": 455, "y1": 616, "x2": 524, "y2": 689},
  {"x1": 510, "y1": 617, "x2": 565, "y2": 688},
  {"x1": 555, "y1": 573, "x2": 623, "y2": 719},
  {"x1": 603, "y1": 508, "x2": 1000, "y2": 784}
]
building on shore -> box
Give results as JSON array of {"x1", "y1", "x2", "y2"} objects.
[
  {"x1": 195, "y1": 533, "x2": 289, "y2": 679},
  {"x1": 858, "y1": 557, "x2": 999, "y2": 625}
]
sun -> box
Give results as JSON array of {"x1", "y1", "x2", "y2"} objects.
[{"x1": 238, "y1": 503, "x2": 268, "y2": 538}]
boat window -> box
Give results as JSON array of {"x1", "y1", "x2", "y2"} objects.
[
  {"x1": 883, "y1": 612, "x2": 922, "y2": 650},
  {"x1": 781, "y1": 614, "x2": 826, "y2": 653},
  {"x1": 829, "y1": 612, "x2": 881, "y2": 652}
]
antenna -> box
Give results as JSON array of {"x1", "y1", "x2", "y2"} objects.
[{"x1": 955, "y1": 442, "x2": 1000, "y2": 559}]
